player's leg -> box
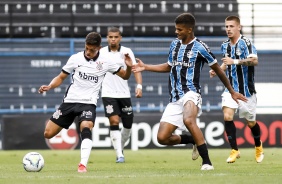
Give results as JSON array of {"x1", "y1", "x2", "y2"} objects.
[
  {"x1": 45, "y1": 103, "x2": 76, "y2": 139},
  {"x1": 222, "y1": 92, "x2": 240, "y2": 163},
  {"x1": 243, "y1": 94, "x2": 263, "y2": 163},
  {"x1": 102, "y1": 97, "x2": 124, "y2": 162},
  {"x1": 109, "y1": 115, "x2": 124, "y2": 162},
  {"x1": 44, "y1": 120, "x2": 63, "y2": 139},
  {"x1": 159, "y1": 100, "x2": 198, "y2": 160},
  {"x1": 77, "y1": 104, "x2": 96, "y2": 173},
  {"x1": 120, "y1": 98, "x2": 134, "y2": 148},
  {"x1": 120, "y1": 117, "x2": 132, "y2": 149},
  {"x1": 182, "y1": 100, "x2": 213, "y2": 170},
  {"x1": 223, "y1": 106, "x2": 240, "y2": 163}
]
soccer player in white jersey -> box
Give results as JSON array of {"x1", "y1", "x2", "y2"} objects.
[
  {"x1": 38, "y1": 32, "x2": 133, "y2": 173},
  {"x1": 210, "y1": 16, "x2": 264, "y2": 164},
  {"x1": 132, "y1": 13, "x2": 248, "y2": 171},
  {"x1": 100, "y1": 27, "x2": 142, "y2": 163}
]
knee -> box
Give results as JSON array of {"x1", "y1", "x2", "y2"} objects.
[
  {"x1": 223, "y1": 114, "x2": 233, "y2": 121},
  {"x1": 157, "y1": 134, "x2": 166, "y2": 145},
  {"x1": 44, "y1": 129, "x2": 53, "y2": 139}
]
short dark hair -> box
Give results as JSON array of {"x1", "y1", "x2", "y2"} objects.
[
  {"x1": 175, "y1": 13, "x2": 196, "y2": 29},
  {"x1": 107, "y1": 27, "x2": 122, "y2": 36},
  {"x1": 85, "y1": 32, "x2": 101, "y2": 46},
  {"x1": 225, "y1": 15, "x2": 240, "y2": 24}
]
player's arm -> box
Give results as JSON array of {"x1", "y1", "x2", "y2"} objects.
[
  {"x1": 116, "y1": 53, "x2": 132, "y2": 80},
  {"x1": 133, "y1": 58, "x2": 171, "y2": 73},
  {"x1": 210, "y1": 63, "x2": 247, "y2": 103},
  {"x1": 221, "y1": 55, "x2": 258, "y2": 66},
  {"x1": 134, "y1": 71, "x2": 142, "y2": 98},
  {"x1": 209, "y1": 63, "x2": 226, "y2": 78},
  {"x1": 38, "y1": 71, "x2": 68, "y2": 93}
]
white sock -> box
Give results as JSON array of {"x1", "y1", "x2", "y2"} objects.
[
  {"x1": 110, "y1": 130, "x2": 124, "y2": 158},
  {"x1": 121, "y1": 128, "x2": 131, "y2": 149},
  {"x1": 80, "y1": 138, "x2": 92, "y2": 167}
]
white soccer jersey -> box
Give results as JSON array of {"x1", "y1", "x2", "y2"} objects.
[
  {"x1": 100, "y1": 46, "x2": 136, "y2": 98},
  {"x1": 62, "y1": 51, "x2": 121, "y2": 105}
]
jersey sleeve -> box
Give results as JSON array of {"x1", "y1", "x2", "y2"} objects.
[
  {"x1": 241, "y1": 36, "x2": 258, "y2": 58},
  {"x1": 167, "y1": 39, "x2": 177, "y2": 66},
  {"x1": 198, "y1": 42, "x2": 217, "y2": 66},
  {"x1": 106, "y1": 56, "x2": 122, "y2": 74},
  {"x1": 62, "y1": 54, "x2": 78, "y2": 74}
]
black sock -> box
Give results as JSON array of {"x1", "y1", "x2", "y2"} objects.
[
  {"x1": 197, "y1": 143, "x2": 212, "y2": 165},
  {"x1": 225, "y1": 121, "x2": 238, "y2": 150},
  {"x1": 180, "y1": 134, "x2": 195, "y2": 144},
  {"x1": 251, "y1": 122, "x2": 261, "y2": 147}
]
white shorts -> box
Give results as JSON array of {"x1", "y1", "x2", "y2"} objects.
[
  {"x1": 221, "y1": 92, "x2": 257, "y2": 121},
  {"x1": 160, "y1": 91, "x2": 202, "y2": 131}
]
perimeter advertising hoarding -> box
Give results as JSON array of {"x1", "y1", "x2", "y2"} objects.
[{"x1": 1, "y1": 113, "x2": 281, "y2": 150}]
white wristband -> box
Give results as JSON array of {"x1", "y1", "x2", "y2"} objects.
[
  {"x1": 136, "y1": 84, "x2": 142, "y2": 90},
  {"x1": 233, "y1": 59, "x2": 239, "y2": 65}
]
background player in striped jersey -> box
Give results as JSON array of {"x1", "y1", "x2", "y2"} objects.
[
  {"x1": 132, "y1": 13, "x2": 247, "y2": 171},
  {"x1": 38, "y1": 32, "x2": 133, "y2": 173},
  {"x1": 100, "y1": 27, "x2": 142, "y2": 163},
  {"x1": 209, "y1": 16, "x2": 264, "y2": 163}
]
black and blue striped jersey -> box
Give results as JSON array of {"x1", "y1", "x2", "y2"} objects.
[
  {"x1": 221, "y1": 35, "x2": 257, "y2": 97},
  {"x1": 167, "y1": 37, "x2": 217, "y2": 102}
]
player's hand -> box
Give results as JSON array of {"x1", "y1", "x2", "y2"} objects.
[
  {"x1": 38, "y1": 85, "x2": 51, "y2": 93},
  {"x1": 135, "y1": 88, "x2": 142, "y2": 98},
  {"x1": 132, "y1": 58, "x2": 145, "y2": 72},
  {"x1": 209, "y1": 69, "x2": 216, "y2": 78},
  {"x1": 221, "y1": 57, "x2": 234, "y2": 65},
  {"x1": 124, "y1": 53, "x2": 133, "y2": 67},
  {"x1": 231, "y1": 92, "x2": 248, "y2": 104}
]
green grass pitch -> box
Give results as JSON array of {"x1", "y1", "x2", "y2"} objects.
[{"x1": 0, "y1": 148, "x2": 281, "y2": 184}]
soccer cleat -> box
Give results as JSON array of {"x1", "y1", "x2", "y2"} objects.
[
  {"x1": 116, "y1": 157, "x2": 125, "y2": 163},
  {"x1": 226, "y1": 149, "x2": 240, "y2": 163},
  {"x1": 201, "y1": 164, "x2": 214, "y2": 170},
  {"x1": 255, "y1": 141, "x2": 264, "y2": 163},
  {"x1": 77, "y1": 163, "x2": 87, "y2": 173},
  {"x1": 192, "y1": 144, "x2": 199, "y2": 160}
]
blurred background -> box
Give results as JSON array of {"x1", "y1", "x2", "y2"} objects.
[{"x1": 0, "y1": 0, "x2": 281, "y2": 150}]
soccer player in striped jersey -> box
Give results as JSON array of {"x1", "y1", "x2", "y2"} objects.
[
  {"x1": 100, "y1": 27, "x2": 142, "y2": 163},
  {"x1": 132, "y1": 13, "x2": 247, "y2": 171},
  {"x1": 38, "y1": 32, "x2": 133, "y2": 173},
  {"x1": 210, "y1": 16, "x2": 264, "y2": 163}
]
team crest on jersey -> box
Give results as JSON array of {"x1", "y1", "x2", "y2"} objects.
[
  {"x1": 52, "y1": 109, "x2": 62, "y2": 119},
  {"x1": 187, "y1": 50, "x2": 193, "y2": 58},
  {"x1": 236, "y1": 48, "x2": 241, "y2": 56},
  {"x1": 96, "y1": 61, "x2": 103, "y2": 70},
  {"x1": 106, "y1": 105, "x2": 114, "y2": 114}
]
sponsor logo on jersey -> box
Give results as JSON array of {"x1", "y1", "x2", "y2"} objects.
[
  {"x1": 122, "y1": 106, "x2": 133, "y2": 113},
  {"x1": 78, "y1": 72, "x2": 98, "y2": 82},
  {"x1": 81, "y1": 110, "x2": 93, "y2": 118}
]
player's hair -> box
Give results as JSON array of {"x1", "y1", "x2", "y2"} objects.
[
  {"x1": 175, "y1": 13, "x2": 195, "y2": 29},
  {"x1": 85, "y1": 32, "x2": 101, "y2": 46},
  {"x1": 107, "y1": 27, "x2": 122, "y2": 36},
  {"x1": 225, "y1": 15, "x2": 240, "y2": 24}
]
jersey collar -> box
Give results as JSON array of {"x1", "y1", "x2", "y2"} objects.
[
  {"x1": 83, "y1": 51, "x2": 100, "y2": 62},
  {"x1": 108, "y1": 44, "x2": 121, "y2": 52}
]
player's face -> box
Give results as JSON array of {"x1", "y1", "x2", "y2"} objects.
[
  {"x1": 175, "y1": 24, "x2": 192, "y2": 43},
  {"x1": 225, "y1": 20, "x2": 241, "y2": 39},
  {"x1": 107, "y1": 32, "x2": 122, "y2": 49},
  {"x1": 84, "y1": 44, "x2": 100, "y2": 59}
]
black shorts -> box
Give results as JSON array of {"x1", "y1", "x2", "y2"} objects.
[
  {"x1": 50, "y1": 103, "x2": 96, "y2": 129},
  {"x1": 102, "y1": 97, "x2": 133, "y2": 118}
]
